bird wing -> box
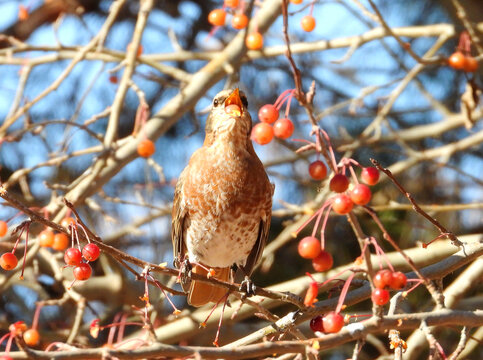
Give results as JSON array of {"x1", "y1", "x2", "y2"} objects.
[
  {"x1": 171, "y1": 170, "x2": 188, "y2": 268},
  {"x1": 243, "y1": 213, "x2": 271, "y2": 276}
]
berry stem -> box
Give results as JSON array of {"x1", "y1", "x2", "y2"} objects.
[
  {"x1": 319, "y1": 129, "x2": 339, "y2": 171},
  {"x1": 348, "y1": 165, "x2": 359, "y2": 184},
  {"x1": 32, "y1": 303, "x2": 42, "y2": 330},
  {"x1": 284, "y1": 91, "x2": 294, "y2": 118},
  {"x1": 319, "y1": 203, "x2": 333, "y2": 250},
  {"x1": 335, "y1": 272, "x2": 355, "y2": 314},
  {"x1": 273, "y1": 89, "x2": 294, "y2": 108},
  {"x1": 20, "y1": 223, "x2": 31, "y2": 280}
]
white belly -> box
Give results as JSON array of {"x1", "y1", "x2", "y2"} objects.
[{"x1": 185, "y1": 212, "x2": 260, "y2": 268}]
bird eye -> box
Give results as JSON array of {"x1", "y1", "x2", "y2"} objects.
[
  {"x1": 241, "y1": 96, "x2": 248, "y2": 108},
  {"x1": 213, "y1": 98, "x2": 220, "y2": 107}
]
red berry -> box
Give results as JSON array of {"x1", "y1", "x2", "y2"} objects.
[
  {"x1": 224, "y1": 0, "x2": 239, "y2": 7},
  {"x1": 251, "y1": 123, "x2": 274, "y2": 145},
  {"x1": 273, "y1": 118, "x2": 294, "y2": 139},
  {"x1": 52, "y1": 233, "x2": 69, "y2": 251},
  {"x1": 298, "y1": 236, "x2": 321, "y2": 259},
  {"x1": 308, "y1": 160, "x2": 327, "y2": 180},
  {"x1": 0, "y1": 356, "x2": 13, "y2": 360},
  {"x1": 322, "y1": 312, "x2": 344, "y2": 333},
  {"x1": 350, "y1": 184, "x2": 371, "y2": 205},
  {"x1": 332, "y1": 194, "x2": 353, "y2": 214},
  {"x1": 361, "y1": 167, "x2": 379, "y2": 185},
  {"x1": 371, "y1": 288, "x2": 390, "y2": 305},
  {"x1": 258, "y1": 104, "x2": 279, "y2": 124},
  {"x1": 109, "y1": 75, "x2": 118, "y2": 84},
  {"x1": 137, "y1": 139, "x2": 156, "y2": 158},
  {"x1": 373, "y1": 269, "x2": 393, "y2": 289},
  {"x1": 0, "y1": 252, "x2": 18, "y2": 270},
  {"x1": 312, "y1": 250, "x2": 333, "y2": 272},
  {"x1": 310, "y1": 315, "x2": 324, "y2": 332},
  {"x1": 463, "y1": 56, "x2": 479, "y2": 72},
  {"x1": 301, "y1": 15, "x2": 316, "y2": 32},
  {"x1": 82, "y1": 243, "x2": 101, "y2": 262},
  {"x1": 330, "y1": 174, "x2": 349, "y2": 193},
  {"x1": 39, "y1": 229, "x2": 54, "y2": 248},
  {"x1": 73, "y1": 263, "x2": 92, "y2": 281},
  {"x1": 448, "y1": 52, "x2": 465, "y2": 70},
  {"x1": 208, "y1": 9, "x2": 226, "y2": 27},
  {"x1": 61, "y1": 217, "x2": 75, "y2": 229},
  {"x1": 23, "y1": 328, "x2": 40, "y2": 346},
  {"x1": 64, "y1": 248, "x2": 82, "y2": 266},
  {"x1": 246, "y1": 32, "x2": 263, "y2": 50},
  {"x1": 0, "y1": 221, "x2": 8, "y2": 237},
  {"x1": 231, "y1": 13, "x2": 248, "y2": 30},
  {"x1": 389, "y1": 271, "x2": 407, "y2": 290}
]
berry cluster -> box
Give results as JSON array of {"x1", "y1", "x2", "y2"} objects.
[
  {"x1": 252, "y1": 90, "x2": 296, "y2": 145},
  {"x1": 448, "y1": 32, "x2": 479, "y2": 73},
  {"x1": 207, "y1": 1, "x2": 264, "y2": 50},
  {"x1": 371, "y1": 269, "x2": 407, "y2": 305},
  {"x1": 311, "y1": 164, "x2": 379, "y2": 215},
  {"x1": 309, "y1": 311, "x2": 344, "y2": 334},
  {"x1": 297, "y1": 236, "x2": 333, "y2": 272},
  {"x1": 448, "y1": 52, "x2": 479, "y2": 73},
  {"x1": 64, "y1": 242, "x2": 100, "y2": 282}
]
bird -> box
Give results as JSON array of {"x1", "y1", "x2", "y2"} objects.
[{"x1": 171, "y1": 88, "x2": 273, "y2": 307}]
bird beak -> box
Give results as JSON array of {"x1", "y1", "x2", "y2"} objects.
[{"x1": 224, "y1": 88, "x2": 243, "y2": 116}]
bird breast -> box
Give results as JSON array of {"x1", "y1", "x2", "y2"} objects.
[{"x1": 181, "y1": 140, "x2": 271, "y2": 267}]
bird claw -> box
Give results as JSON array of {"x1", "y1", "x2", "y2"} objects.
[
  {"x1": 239, "y1": 276, "x2": 256, "y2": 297},
  {"x1": 179, "y1": 259, "x2": 192, "y2": 293}
]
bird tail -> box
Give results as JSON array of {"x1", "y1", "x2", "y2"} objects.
[{"x1": 188, "y1": 265, "x2": 230, "y2": 307}]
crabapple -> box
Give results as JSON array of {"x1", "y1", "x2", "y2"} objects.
[{"x1": 298, "y1": 236, "x2": 321, "y2": 259}]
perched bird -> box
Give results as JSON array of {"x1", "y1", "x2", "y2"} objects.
[{"x1": 172, "y1": 88, "x2": 273, "y2": 307}]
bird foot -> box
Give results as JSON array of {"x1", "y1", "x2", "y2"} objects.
[
  {"x1": 178, "y1": 259, "x2": 192, "y2": 293},
  {"x1": 239, "y1": 276, "x2": 256, "y2": 297}
]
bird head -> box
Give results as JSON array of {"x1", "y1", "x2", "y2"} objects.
[{"x1": 205, "y1": 88, "x2": 252, "y2": 143}]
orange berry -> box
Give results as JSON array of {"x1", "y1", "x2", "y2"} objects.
[
  {"x1": 137, "y1": 139, "x2": 156, "y2": 158},
  {"x1": 224, "y1": 0, "x2": 239, "y2": 7},
  {"x1": 301, "y1": 15, "x2": 316, "y2": 32},
  {"x1": 312, "y1": 250, "x2": 333, "y2": 272},
  {"x1": 273, "y1": 118, "x2": 294, "y2": 139},
  {"x1": 39, "y1": 229, "x2": 55, "y2": 248},
  {"x1": 463, "y1": 56, "x2": 479, "y2": 72},
  {"x1": 251, "y1": 123, "x2": 274, "y2": 145},
  {"x1": 0, "y1": 253, "x2": 18, "y2": 270},
  {"x1": 0, "y1": 221, "x2": 7, "y2": 237},
  {"x1": 290, "y1": 0, "x2": 303, "y2": 4},
  {"x1": 231, "y1": 13, "x2": 248, "y2": 30},
  {"x1": 52, "y1": 233, "x2": 69, "y2": 251},
  {"x1": 208, "y1": 9, "x2": 226, "y2": 27},
  {"x1": 448, "y1": 52, "x2": 465, "y2": 70},
  {"x1": 246, "y1": 32, "x2": 263, "y2": 50},
  {"x1": 258, "y1": 104, "x2": 279, "y2": 124},
  {"x1": 61, "y1": 217, "x2": 75, "y2": 229},
  {"x1": 23, "y1": 329, "x2": 40, "y2": 346},
  {"x1": 18, "y1": 5, "x2": 29, "y2": 21},
  {"x1": 298, "y1": 236, "x2": 321, "y2": 259},
  {"x1": 332, "y1": 194, "x2": 354, "y2": 214}
]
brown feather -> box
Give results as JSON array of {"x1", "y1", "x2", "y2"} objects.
[{"x1": 188, "y1": 265, "x2": 230, "y2": 307}]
